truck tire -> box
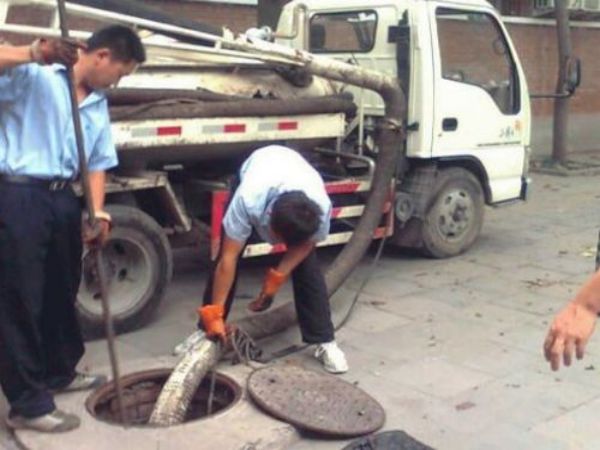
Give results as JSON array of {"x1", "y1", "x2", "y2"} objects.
[
  {"x1": 421, "y1": 167, "x2": 484, "y2": 258},
  {"x1": 77, "y1": 205, "x2": 173, "y2": 339}
]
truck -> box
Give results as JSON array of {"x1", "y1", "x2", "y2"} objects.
[{"x1": 0, "y1": 0, "x2": 538, "y2": 337}]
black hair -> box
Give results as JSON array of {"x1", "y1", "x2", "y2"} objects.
[
  {"x1": 270, "y1": 191, "x2": 322, "y2": 246},
  {"x1": 87, "y1": 25, "x2": 146, "y2": 63}
]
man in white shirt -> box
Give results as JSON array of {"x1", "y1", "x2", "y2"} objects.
[{"x1": 198, "y1": 145, "x2": 348, "y2": 373}]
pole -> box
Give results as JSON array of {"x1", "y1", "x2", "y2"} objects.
[
  {"x1": 55, "y1": 0, "x2": 126, "y2": 424},
  {"x1": 552, "y1": 0, "x2": 573, "y2": 164}
]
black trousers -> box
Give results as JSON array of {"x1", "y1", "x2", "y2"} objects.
[
  {"x1": 0, "y1": 183, "x2": 84, "y2": 418},
  {"x1": 203, "y1": 248, "x2": 335, "y2": 344}
]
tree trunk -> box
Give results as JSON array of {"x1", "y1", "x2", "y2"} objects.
[
  {"x1": 257, "y1": 0, "x2": 289, "y2": 29},
  {"x1": 552, "y1": 0, "x2": 573, "y2": 164}
]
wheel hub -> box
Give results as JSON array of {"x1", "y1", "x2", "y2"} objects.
[
  {"x1": 437, "y1": 189, "x2": 473, "y2": 239},
  {"x1": 79, "y1": 237, "x2": 153, "y2": 317}
]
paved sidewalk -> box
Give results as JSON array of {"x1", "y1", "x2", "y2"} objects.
[{"x1": 2, "y1": 171, "x2": 600, "y2": 449}]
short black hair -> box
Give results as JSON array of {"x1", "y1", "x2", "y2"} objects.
[
  {"x1": 270, "y1": 191, "x2": 322, "y2": 246},
  {"x1": 87, "y1": 25, "x2": 146, "y2": 63}
]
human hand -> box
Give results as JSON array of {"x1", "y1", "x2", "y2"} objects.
[
  {"x1": 31, "y1": 38, "x2": 86, "y2": 66},
  {"x1": 82, "y1": 216, "x2": 111, "y2": 249},
  {"x1": 248, "y1": 268, "x2": 287, "y2": 312},
  {"x1": 544, "y1": 300, "x2": 597, "y2": 371},
  {"x1": 198, "y1": 304, "x2": 227, "y2": 344}
]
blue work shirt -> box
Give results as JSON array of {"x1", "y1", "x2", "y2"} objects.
[
  {"x1": 223, "y1": 145, "x2": 332, "y2": 245},
  {"x1": 0, "y1": 63, "x2": 118, "y2": 179}
]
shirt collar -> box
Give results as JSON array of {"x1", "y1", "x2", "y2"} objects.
[{"x1": 53, "y1": 64, "x2": 106, "y2": 108}]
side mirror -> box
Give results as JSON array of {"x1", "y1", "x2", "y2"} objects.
[{"x1": 565, "y1": 57, "x2": 582, "y2": 94}]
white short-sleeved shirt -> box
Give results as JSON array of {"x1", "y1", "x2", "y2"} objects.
[{"x1": 223, "y1": 145, "x2": 331, "y2": 245}]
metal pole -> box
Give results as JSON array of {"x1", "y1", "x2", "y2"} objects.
[{"x1": 55, "y1": 0, "x2": 126, "y2": 424}]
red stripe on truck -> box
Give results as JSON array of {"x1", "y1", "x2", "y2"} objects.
[
  {"x1": 157, "y1": 126, "x2": 182, "y2": 136},
  {"x1": 224, "y1": 124, "x2": 246, "y2": 133},
  {"x1": 278, "y1": 121, "x2": 298, "y2": 131},
  {"x1": 325, "y1": 182, "x2": 362, "y2": 195}
]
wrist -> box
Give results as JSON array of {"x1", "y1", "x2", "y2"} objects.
[
  {"x1": 263, "y1": 268, "x2": 287, "y2": 295},
  {"x1": 573, "y1": 295, "x2": 600, "y2": 315},
  {"x1": 29, "y1": 38, "x2": 45, "y2": 64},
  {"x1": 198, "y1": 304, "x2": 225, "y2": 320},
  {"x1": 94, "y1": 210, "x2": 112, "y2": 223}
]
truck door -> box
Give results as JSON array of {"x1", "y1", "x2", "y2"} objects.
[{"x1": 429, "y1": 5, "x2": 530, "y2": 203}]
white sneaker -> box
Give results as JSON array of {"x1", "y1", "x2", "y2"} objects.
[
  {"x1": 55, "y1": 372, "x2": 107, "y2": 393},
  {"x1": 6, "y1": 409, "x2": 80, "y2": 433},
  {"x1": 314, "y1": 341, "x2": 349, "y2": 374}
]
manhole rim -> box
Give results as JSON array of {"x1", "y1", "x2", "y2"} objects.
[{"x1": 85, "y1": 367, "x2": 243, "y2": 427}]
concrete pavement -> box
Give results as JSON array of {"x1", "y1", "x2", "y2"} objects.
[{"x1": 3, "y1": 171, "x2": 600, "y2": 449}]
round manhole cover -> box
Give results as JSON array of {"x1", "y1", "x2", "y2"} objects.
[{"x1": 247, "y1": 365, "x2": 385, "y2": 437}]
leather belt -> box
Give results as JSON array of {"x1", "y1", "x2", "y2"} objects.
[{"x1": 0, "y1": 174, "x2": 72, "y2": 191}]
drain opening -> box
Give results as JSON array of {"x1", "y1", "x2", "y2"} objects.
[{"x1": 86, "y1": 368, "x2": 241, "y2": 426}]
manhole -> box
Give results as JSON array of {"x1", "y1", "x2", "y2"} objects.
[{"x1": 86, "y1": 368, "x2": 242, "y2": 426}]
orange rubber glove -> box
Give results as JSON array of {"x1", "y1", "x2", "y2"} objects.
[
  {"x1": 248, "y1": 268, "x2": 287, "y2": 312},
  {"x1": 198, "y1": 304, "x2": 226, "y2": 343}
]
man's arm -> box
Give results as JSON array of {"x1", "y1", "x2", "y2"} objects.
[
  {"x1": 0, "y1": 39, "x2": 82, "y2": 72},
  {"x1": 247, "y1": 240, "x2": 316, "y2": 313},
  {"x1": 277, "y1": 240, "x2": 315, "y2": 276},
  {"x1": 199, "y1": 234, "x2": 245, "y2": 343},
  {"x1": 89, "y1": 170, "x2": 107, "y2": 213},
  {"x1": 0, "y1": 44, "x2": 32, "y2": 71},
  {"x1": 212, "y1": 235, "x2": 246, "y2": 306},
  {"x1": 543, "y1": 271, "x2": 600, "y2": 370},
  {"x1": 82, "y1": 170, "x2": 111, "y2": 247}
]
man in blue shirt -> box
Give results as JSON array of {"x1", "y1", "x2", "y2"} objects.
[
  {"x1": 198, "y1": 145, "x2": 348, "y2": 374},
  {"x1": 0, "y1": 25, "x2": 145, "y2": 432}
]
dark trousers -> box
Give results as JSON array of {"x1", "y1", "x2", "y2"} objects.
[
  {"x1": 0, "y1": 183, "x2": 84, "y2": 418},
  {"x1": 203, "y1": 248, "x2": 335, "y2": 344}
]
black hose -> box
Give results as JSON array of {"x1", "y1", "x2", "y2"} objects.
[
  {"x1": 106, "y1": 87, "x2": 241, "y2": 105},
  {"x1": 109, "y1": 95, "x2": 357, "y2": 121}
]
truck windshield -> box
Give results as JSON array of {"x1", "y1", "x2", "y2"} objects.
[
  {"x1": 436, "y1": 8, "x2": 520, "y2": 115},
  {"x1": 309, "y1": 11, "x2": 378, "y2": 53}
]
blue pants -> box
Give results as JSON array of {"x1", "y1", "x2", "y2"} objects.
[{"x1": 0, "y1": 182, "x2": 84, "y2": 418}]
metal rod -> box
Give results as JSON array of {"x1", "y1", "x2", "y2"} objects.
[
  {"x1": 55, "y1": 0, "x2": 126, "y2": 424},
  {"x1": 206, "y1": 370, "x2": 216, "y2": 415}
]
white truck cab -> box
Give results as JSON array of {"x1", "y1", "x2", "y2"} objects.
[{"x1": 277, "y1": 0, "x2": 531, "y2": 257}]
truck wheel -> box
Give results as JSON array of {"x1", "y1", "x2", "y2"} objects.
[
  {"x1": 421, "y1": 168, "x2": 484, "y2": 258},
  {"x1": 77, "y1": 205, "x2": 173, "y2": 339}
]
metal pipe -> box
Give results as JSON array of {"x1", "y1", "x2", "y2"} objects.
[
  {"x1": 312, "y1": 147, "x2": 375, "y2": 179},
  {"x1": 56, "y1": 0, "x2": 126, "y2": 423}
]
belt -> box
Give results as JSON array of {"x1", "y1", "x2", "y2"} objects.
[{"x1": 0, "y1": 174, "x2": 72, "y2": 191}]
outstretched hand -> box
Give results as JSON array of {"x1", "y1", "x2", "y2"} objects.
[{"x1": 543, "y1": 301, "x2": 597, "y2": 371}]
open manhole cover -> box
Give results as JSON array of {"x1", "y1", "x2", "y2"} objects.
[
  {"x1": 247, "y1": 365, "x2": 385, "y2": 437},
  {"x1": 86, "y1": 368, "x2": 242, "y2": 426}
]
